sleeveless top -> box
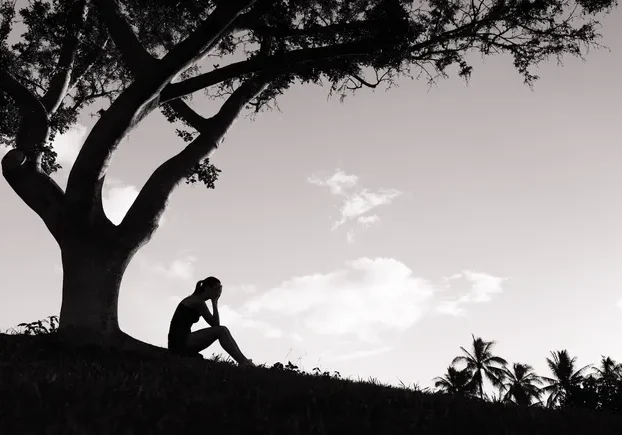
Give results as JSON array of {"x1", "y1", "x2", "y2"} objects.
[{"x1": 168, "y1": 302, "x2": 200, "y2": 348}]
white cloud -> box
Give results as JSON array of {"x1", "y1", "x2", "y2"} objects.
[
  {"x1": 102, "y1": 182, "x2": 140, "y2": 225},
  {"x1": 308, "y1": 170, "x2": 359, "y2": 195},
  {"x1": 463, "y1": 270, "x2": 507, "y2": 302},
  {"x1": 242, "y1": 258, "x2": 438, "y2": 343},
  {"x1": 238, "y1": 259, "x2": 509, "y2": 343},
  {"x1": 218, "y1": 304, "x2": 284, "y2": 338},
  {"x1": 1, "y1": 123, "x2": 88, "y2": 166},
  {"x1": 357, "y1": 215, "x2": 380, "y2": 227},
  {"x1": 435, "y1": 271, "x2": 508, "y2": 316},
  {"x1": 52, "y1": 124, "x2": 89, "y2": 167},
  {"x1": 346, "y1": 229, "x2": 356, "y2": 244},
  {"x1": 102, "y1": 177, "x2": 167, "y2": 227},
  {"x1": 138, "y1": 254, "x2": 197, "y2": 281},
  {"x1": 334, "y1": 189, "x2": 401, "y2": 229},
  {"x1": 309, "y1": 169, "x2": 402, "y2": 240}
]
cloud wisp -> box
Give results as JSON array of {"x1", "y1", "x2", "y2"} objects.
[
  {"x1": 308, "y1": 169, "x2": 402, "y2": 242},
  {"x1": 52, "y1": 124, "x2": 89, "y2": 168},
  {"x1": 138, "y1": 254, "x2": 198, "y2": 282},
  {"x1": 435, "y1": 271, "x2": 508, "y2": 317}
]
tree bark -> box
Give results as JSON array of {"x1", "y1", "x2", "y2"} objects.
[{"x1": 56, "y1": 230, "x2": 131, "y2": 342}]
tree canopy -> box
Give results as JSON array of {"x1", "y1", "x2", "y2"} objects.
[{"x1": 1, "y1": 0, "x2": 617, "y2": 183}]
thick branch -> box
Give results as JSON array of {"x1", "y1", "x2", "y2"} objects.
[
  {"x1": 166, "y1": 99, "x2": 211, "y2": 131},
  {"x1": 0, "y1": 70, "x2": 49, "y2": 159},
  {"x1": 2, "y1": 150, "x2": 66, "y2": 242},
  {"x1": 160, "y1": 40, "x2": 373, "y2": 102},
  {"x1": 118, "y1": 76, "x2": 270, "y2": 246},
  {"x1": 0, "y1": 72, "x2": 66, "y2": 240},
  {"x1": 64, "y1": 0, "x2": 256, "y2": 216},
  {"x1": 92, "y1": 0, "x2": 157, "y2": 76},
  {"x1": 41, "y1": 0, "x2": 89, "y2": 114},
  {"x1": 64, "y1": 80, "x2": 161, "y2": 215}
]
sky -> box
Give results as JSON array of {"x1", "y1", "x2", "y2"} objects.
[{"x1": 2, "y1": 5, "x2": 622, "y2": 402}]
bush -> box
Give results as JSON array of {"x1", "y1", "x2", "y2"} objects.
[{"x1": 1, "y1": 315, "x2": 58, "y2": 336}]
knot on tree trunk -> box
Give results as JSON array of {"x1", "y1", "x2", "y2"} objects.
[{"x1": 1, "y1": 149, "x2": 27, "y2": 172}]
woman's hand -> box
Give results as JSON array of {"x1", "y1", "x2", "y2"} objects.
[{"x1": 211, "y1": 286, "x2": 222, "y2": 302}]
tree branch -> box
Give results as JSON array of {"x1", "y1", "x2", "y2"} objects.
[
  {"x1": 235, "y1": 14, "x2": 368, "y2": 39},
  {"x1": 69, "y1": 36, "x2": 111, "y2": 89},
  {"x1": 118, "y1": 75, "x2": 270, "y2": 246},
  {"x1": 2, "y1": 150, "x2": 66, "y2": 242},
  {"x1": 166, "y1": 99, "x2": 211, "y2": 131},
  {"x1": 0, "y1": 71, "x2": 66, "y2": 241},
  {"x1": 159, "y1": 0, "x2": 257, "y2": 83},
  {"x1": 91, "y1": 0, "x2": 157, "y2": 76},
  {"x1": 160, "y1": 40, "x2": 374, "y2": 103},
  {"x1": 0, "y1": 70, "x2": 49, "y2": 158},
  {"x1": 64, "y1": 77, "x2": 161, "y2": 217},
  {"x1": 345, "y1": 70, "x2": 390, "y2": 90},
  {"x1": 64, "y1": 0, "x2": 256, "y2": 218},
  {"x1": 41, "y1": 0, "x2": 89, "y2": 114}
]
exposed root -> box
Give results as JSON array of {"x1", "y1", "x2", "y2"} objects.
[{"x1": 52, "y1": 326, "x2": 171, "y2": 360}]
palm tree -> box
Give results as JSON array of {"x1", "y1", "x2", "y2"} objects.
[
  {"x1": 592, "y1": 355, "x2": 622, "y2": 386},
  {"x1": 432, "y1": 365, "x2": 479, "y2": 398},
  {"x1": 540, "y1": 350, "x2": 593, "y2": 409},
  {"x1": 451, "y1": 334, "x2": 508, "y2": 400},
  {"x1": 498, "y1": 362, "x2": 546, "y2": 406}
]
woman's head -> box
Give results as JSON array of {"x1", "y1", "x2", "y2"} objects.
[{"x1": 194, "y1": 276, "x2": 222, "y2": 300}]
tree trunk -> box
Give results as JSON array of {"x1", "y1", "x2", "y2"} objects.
[
  {"x1": 57, "y1": 240, "x2": 129, "y2": 344},
  {"x1": 50, "y1": 213, "x2": 173, "y2": 359}
]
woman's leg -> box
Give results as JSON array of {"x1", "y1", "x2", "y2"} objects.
[{"x1": 186, "y1": 325, "x2": 250, "y2": 364}]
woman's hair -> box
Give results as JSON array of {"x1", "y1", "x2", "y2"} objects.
[{"x1": 194, "y1": 276, "x2": 221, "y2": 294}]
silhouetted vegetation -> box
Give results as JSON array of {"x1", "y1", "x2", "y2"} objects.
[{"x1": 2, "y1": 315, "x2": 622, "y2": 434}]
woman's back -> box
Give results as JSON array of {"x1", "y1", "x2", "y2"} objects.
[{"x1": 168, "y1": 298, "x2": 201, "y2": 347}]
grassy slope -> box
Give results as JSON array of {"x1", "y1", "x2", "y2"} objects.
[{"x1": 2, "y1": 332, "x2": 622, "y2": 435}]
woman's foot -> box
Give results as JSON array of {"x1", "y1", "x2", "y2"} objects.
[{"x1": 240, "y1": 358, "x2": 254, "y2": 367}]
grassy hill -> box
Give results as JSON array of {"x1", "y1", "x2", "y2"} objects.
[{"x1": 2, "y1": 331, "x2": 622, "y2": 435}]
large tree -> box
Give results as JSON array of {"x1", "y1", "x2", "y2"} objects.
[{"x1": 0, "y1": 0, "x2": 617, "y2": 353}]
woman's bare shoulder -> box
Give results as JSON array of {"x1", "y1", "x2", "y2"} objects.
[{"x1": 181, "y1": 295, "x2": 204, "y2": 309}]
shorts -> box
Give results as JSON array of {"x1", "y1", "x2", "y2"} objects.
[{"x1": 168, "y1": 333, "x2": 202, "y2": 358}]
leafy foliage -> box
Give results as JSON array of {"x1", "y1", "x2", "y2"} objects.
[
  {"x1": 561, "y1": 358, "x2": 622, "y2": 413},
  {"x1": 0, "y1": 315, "x2": 59, "y2": 335},
  {"x1": 1, "y1": 0, "x2": 617, "y2": 186}
]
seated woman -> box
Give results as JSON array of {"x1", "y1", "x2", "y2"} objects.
[{"x1": 167, "y1": 276, "x2": 253, "y2": 366}]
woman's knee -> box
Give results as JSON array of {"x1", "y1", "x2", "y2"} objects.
[{"x1": 214, "y1": 325, "x2": 229, "y2": 335}]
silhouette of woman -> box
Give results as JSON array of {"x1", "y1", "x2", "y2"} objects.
[{"x1": 167, "y1": 276, "x2": 253, "y2": 365}]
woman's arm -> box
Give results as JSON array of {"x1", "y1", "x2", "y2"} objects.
[
  {"x1": 196, "y1": 302, "x2": 217, "y2": 327},
  {"x1": 211, "y1": 300, "x2": 221, "y2": 326}
]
